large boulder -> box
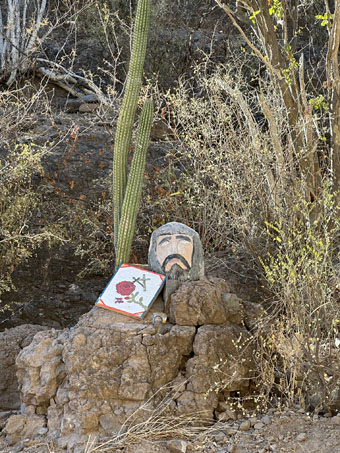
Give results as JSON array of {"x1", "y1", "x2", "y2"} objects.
[{"x1": 169, "y1": 277, "x2": 245, "y2": 326}]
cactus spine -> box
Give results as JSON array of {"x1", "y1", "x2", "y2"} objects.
[
  {"x1": 115, "y1": 99, "x2": 153, "y2": 267},
  {"x1": 113, "y1": 0, "x2": 151, "y2": 249}
]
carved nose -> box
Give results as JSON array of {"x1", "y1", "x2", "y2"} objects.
[{"x1": 170, "y1": 243, "x2": 177, "y2": 253}]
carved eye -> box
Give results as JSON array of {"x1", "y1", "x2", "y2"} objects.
[{"x1": 158, "y1": 237, "x2": 171, "y2": 246}]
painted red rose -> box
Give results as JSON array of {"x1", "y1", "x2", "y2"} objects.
[{"x1": 116, "y1": 281, "x2": 136, "y2": 296}]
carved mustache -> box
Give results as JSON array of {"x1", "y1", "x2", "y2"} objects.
[{"x1": 161, "y1": 254, "x2": 190, "y2": 271}]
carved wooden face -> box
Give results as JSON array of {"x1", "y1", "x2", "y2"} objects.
[{"x1": 155, "y1": 234, "x2": 193, "y2": 273}]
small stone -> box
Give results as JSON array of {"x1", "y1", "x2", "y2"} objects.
[
  {"x1": 24, "y1": 405, "x2": 36, "y2": 415},
  {"x1": 4, "y1": 415, "x2": 25, "y2": 435},
  {"x1": 228, "y1": 445, "x2": 243, "y2": 453},
  {"x1": 167, "y1": 439, "x2": 188, "y2": 453},
  {"x1": 217, "y1": 411, "x2": 229, "y2": 421},
  {"x1": 14, "y1": 441, "x2": 24, "y2": 452},
  {"x1": 99, "y1": 413, "x2": 115, "y2": 433},
  {"x1": 254, "y1": 422, "x2": 264, "y2": 430},
  {"x1": 37, "y1": 427, "x2": 48, "y2": 435},
  {"x1": 225, "y1": 408, "x2": 237, "y2": 420},
  {"x1": 142, "y1": 335, "x2": 155, "y2": 346},
  {"x1": 332, "y1": 415, "x2": 340, "y2": 425},
  {"x1": 296, "y1": 432, "x2": 307, "y2": 442},
  {"x1": 73, "y1": 334, "x2": 87, "y2": 346},
  {"x1": 79, "y1": 103, "x2": 99, "y2": 113},
  {"x1": 217, "y1": 406, "x2": 237, "y2": 421},
  {"x1": 221, "y1": 293, "x2": 244, "y2": 324},
  {"x1": 65, "y1": 95, "x2": 97, "y2": 112},
  {"x1": 4, "y1": 414, "x2": 45, "y2": 445},
  {"x1": 248, "y1": 416, "x2": 257, "y2": 426},
  {"x1": 261, "y1": 415, "x2": 271, "y2": 425},
  {"x1": 0, "y1": 411, "x2": 13, "y2": 424},
  {"x1": 225, "y1": 427, "x2": 238, "y2": 435},
  {"x1": 214, "y1": 431, "x2": 227, "y2": 442},
  {"x1": 126, "y1": 441, "x2": 168, "y2": 453},
  {"x1": 36, "y1": 405, "x2": 47, "y2": 415},
  {"x1": 227, "y1": 443, "x2": 236, "y2": 453},
  {"x1": 56, "y1": 388, "x2": 69, "y2": 405},
  {"x1": 239, "y1": 419, "x2": 251, "y2": 431}
]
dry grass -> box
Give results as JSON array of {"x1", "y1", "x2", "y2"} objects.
[{"x1": 85, "y1": 382, "x2": 215, "y2": 452}]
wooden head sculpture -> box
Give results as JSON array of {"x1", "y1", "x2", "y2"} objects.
[{"x1": 148, "y1": 222, "x2": 204, "y2": 281}]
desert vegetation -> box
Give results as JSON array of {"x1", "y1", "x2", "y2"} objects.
[{"x1": 0, "y1": 0, "x2": 339, "y2": 430}]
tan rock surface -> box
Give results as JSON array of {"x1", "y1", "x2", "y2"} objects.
[
  {"x1": 3, "y1": 414, "x2": 45, "y2": 445},
  {"x1": 0, "y1": 324, "x2": 48, "y2": 410},
  {"x1": 186, "y1": 324, "x2": 254, "y2": 394},
  {"x1": 169, "y1": 277, "x2": 231, "y2": 325}
]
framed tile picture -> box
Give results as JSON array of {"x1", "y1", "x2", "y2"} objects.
[{"x1": 95, "y1": 263, "x2": 166, "y2": 319}]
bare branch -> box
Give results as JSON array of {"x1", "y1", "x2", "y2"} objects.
[
  {"x1": 36, "y1": 58, "x2": 112, "y2": 105},
  {"x1": 214, "y1": 0, "x2": 283, "y2": 81},
  {"x1": 25, "y1": 0, "x2": 47, "y2": 57}
]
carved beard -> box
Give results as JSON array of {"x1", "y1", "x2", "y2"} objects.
[{"x1": 163, "y1": 263, "x2": 191, "y2": 281}]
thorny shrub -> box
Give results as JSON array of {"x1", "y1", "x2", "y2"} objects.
[{"x1": 153, "y1": 59, "x2": 340, "y2": 412}]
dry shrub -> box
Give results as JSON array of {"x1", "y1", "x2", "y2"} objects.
[
  {"x1": 256, "y1": 190, "x2": 340, "y2": 412},
  {"x1": 154, "y1": 56, "x2": 340, "y2": 412},
  {"x1": 0, "y1": 141, "x2": 66, "y2": 301},
  {"x1": 0, "y1": 83, "x2": 65, "y2": 301},
  {"x1": 0, "y1": 79, "x2": 111, "y2": 308}
]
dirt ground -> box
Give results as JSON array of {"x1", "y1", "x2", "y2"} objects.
[
  {"x1": 208, "y1": 408, "x2": 340, "y2": 453},
  {"x1": 1, "y1": 407, "x2": 340, "y2": 452}
]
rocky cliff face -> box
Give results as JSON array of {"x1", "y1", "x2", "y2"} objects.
[{"x1": 2, "y1": 277, "x2": 263, "y2": 451}]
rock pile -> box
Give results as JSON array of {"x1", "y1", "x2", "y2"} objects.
[{"x1": 2, "y1": 277, "x2": 264, "y2": 451}]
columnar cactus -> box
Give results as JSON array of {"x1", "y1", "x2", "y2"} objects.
[
  {"x1": 115, "y1": 99, "x2": 153, "y2": 267},
  {"x1": 113, "y1": 0, "x2": 153, "y2": 268}
]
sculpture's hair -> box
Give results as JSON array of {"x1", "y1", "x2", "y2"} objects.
[{"x1": 148, "y1": 222, "x2": 204, "y2": 281}]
